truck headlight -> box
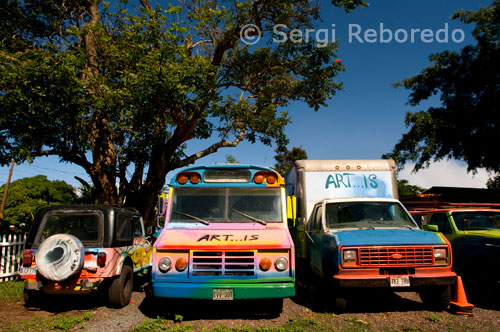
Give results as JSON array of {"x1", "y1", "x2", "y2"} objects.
[
  {"x1": 158, "y1": 257, "x2": 172, "y2": 273},
  {"x1": 275, "y1": 257, "x2": 289, "y2": 271},
  {"x1": 434, "y1": 248, "x2": 448, "y2": 265},
  {"x1": 343, "y1": 249, "x2": 358, "y2": 266}
]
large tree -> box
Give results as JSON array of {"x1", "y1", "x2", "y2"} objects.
[
  {"x1": 273, "y1": 145, "x2": 307, "y2": 176},
  {"x1": 0, "y1": 175, "x2": 76, "y2": 232},
  {"x1": 385, "y1": 1, "x2": 500, "y2": 175},
  {"x1": 0, "y1": 0, "x2": 365, "y2": 222}
]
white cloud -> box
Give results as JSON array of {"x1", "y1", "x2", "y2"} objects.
[{"x1": 398, "y1": 160, "x2": 490, "y2": 189}]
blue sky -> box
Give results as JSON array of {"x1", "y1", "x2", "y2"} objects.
[{"x1": 0, "y1": 0, "x2": 492, "y2": 189}]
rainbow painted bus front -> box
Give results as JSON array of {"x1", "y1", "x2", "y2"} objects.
[{"x1": 151, "y1": 164, "x2": 295, "y2": 305}]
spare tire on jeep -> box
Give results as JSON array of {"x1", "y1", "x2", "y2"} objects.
[{"x1": 36, "y1": 234, "x2": 85, "y2": 281}]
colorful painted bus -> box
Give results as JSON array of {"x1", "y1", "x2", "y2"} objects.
[{"x1": 151, "y1": 164, "x2": 295, "y2": 312}]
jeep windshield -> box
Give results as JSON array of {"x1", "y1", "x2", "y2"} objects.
[
  {"x1": 452, "y1": 211, "x2": 500, "y2": 231},
  {"x1": 171, "y1": 188, "x2": 282, "y2": 223},
  {"x1": 325, "y1": 201, "x2": 417, "y2": 229},
  {"x1": 35, "y1": 211, "x2": 103, "y2": 247}
]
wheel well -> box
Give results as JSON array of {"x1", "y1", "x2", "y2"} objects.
[{"x1": 117, "y1": 256, "x2": 133, "y2": 275}]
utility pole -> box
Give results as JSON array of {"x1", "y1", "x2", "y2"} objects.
[{"x1": 0, "y1": 159, "x2": 14, "y2": 219}]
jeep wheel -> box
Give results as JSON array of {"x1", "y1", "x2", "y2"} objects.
[
  {"x1": 418, "y1": 285, "x2": 451, "y2": 311},
  {"x1": 23, "y1": 290, "x2": 39, "y2": 307},
  {"x1": 108, "y1": 264, "x2": 133, "y2": 308}
]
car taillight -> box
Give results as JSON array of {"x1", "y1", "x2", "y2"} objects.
[
  {"x1": 22, "y1": 250, "x2": 34, "y2": 267},
  {"x1": 97, "y1": 252, "x2": 107, "y2": 267}
]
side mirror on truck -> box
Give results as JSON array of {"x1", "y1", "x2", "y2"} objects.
[{"x1": 424, "y1": 224, "x2": 439, "y2": 232}]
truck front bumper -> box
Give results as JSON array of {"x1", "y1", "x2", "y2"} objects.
[
  {"x1": 152, "y1": 281, "x2": 295, "y2": 300},
  {"x1": 333, "y1": 268, "x2": 456, "y2": 288}
]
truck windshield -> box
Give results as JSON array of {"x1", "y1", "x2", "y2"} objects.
[
  {"x1": 325, "y1": 201, "x2": 416, "y2": 229},
  {"x1": 452, "y1": 211, "x2": 500, "y2": 231},
  {"x1": 171, "y1": 188, "x2": 282, "y2": 223}
]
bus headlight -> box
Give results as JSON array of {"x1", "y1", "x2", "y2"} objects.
[
  {"x1": 158, "y1": 257, "x2": 172, "y2": 273},
  {"x1": 275, "y1": 257, "x2": 289, "y2": 271}
]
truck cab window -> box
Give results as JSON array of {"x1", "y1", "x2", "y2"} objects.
[{"x1": 429, "y1": 213, "x2": 450, "y2": 233}]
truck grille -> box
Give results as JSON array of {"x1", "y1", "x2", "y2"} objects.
[
  {"x1": 191, "y1": 251, "x2": 255, "y2": 277},
  {"x1": 358, "y1": 246, "x2": 434, "y2": 266}
]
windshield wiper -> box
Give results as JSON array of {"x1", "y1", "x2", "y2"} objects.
[
  {"x1": 231, "y1": 209, "x2": 267, "y2": 225},
  {"x1": 173, "y1": 211, "x2": 209, "y2": 225}
]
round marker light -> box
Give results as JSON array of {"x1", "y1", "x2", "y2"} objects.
[
  {"x1": 266, "y1": 174, "x2": 277, "y2": 184},
  {"x1": 259, "y1": 257, "x2": 272, "y2": 271},
  {"x1": 190, "y1": 173, "x2": 201, "y2": 184},
  {"x1": 177, "y1": 174, "x2": 188, "y2": 185},
  {"x1": 158, "y1": 257, "x2": 172, "y2": 273},
  {"x1": 275, "y1": 257, "x2": 289, "y2": 271},
  {"x1": 254, "y1": 174, "x2": 265, "y2": 184},
  {"x1": 175, "y1": 257, "x2": 187, "y2": 271}
]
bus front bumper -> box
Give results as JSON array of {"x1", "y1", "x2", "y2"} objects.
[{"x1": 152, "y1": 281, "x2": 295, "y2": 300}]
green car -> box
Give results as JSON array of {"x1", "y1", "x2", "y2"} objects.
[{"x1": 410, "y1": 207, "x2": 500, "y2": 302}]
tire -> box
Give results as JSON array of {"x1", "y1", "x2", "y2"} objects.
[
  {"x1": 261, "y1": 298, "x2": 283, "y2": 316},
  {"x1": 35, "y1": 234, "x2": 85, "y2": 281},
  {"x1": 418, "y1": 285, "x2": 451, "y2": 311},
  {"x1": 334, "y1": 295, "x2": 348, "y2": 311},
  {"x1": 108, "y1": 264, "x2": 133, "y2": 308},
  {"x1": 23, "y1": 290, "x2": 39, "y2": 307}
]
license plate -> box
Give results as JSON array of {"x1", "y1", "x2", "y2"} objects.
[
  {"x1": 19, "y1": 267, "x2": 37, "y2": 275},
  {"x1": 390, "y1": 275, "x2": 410, "y2": 287},
  {"x1": 213, "y1": 289, "x2": 233, "y2": 300}
]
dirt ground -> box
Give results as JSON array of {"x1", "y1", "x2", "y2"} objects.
[{"x1": 1, "y1": 279, "x2": 500, "y2": 332}]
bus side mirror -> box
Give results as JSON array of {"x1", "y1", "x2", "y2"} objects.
[
  {"x1": 287, "y1": 195, "x2": 297, "y2": 227},
  {"x1": 157, "y1": 193, "x2": 167, "y2": 228},
  {"x1": 424, "y1": 224, "x2": 439, "y2": 232}
]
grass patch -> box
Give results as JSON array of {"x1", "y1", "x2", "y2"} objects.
[
  {"x1": 343, "y1": 317, "x2": 372, "y2": 332},
  {"x1": 0, "y1": 280, "x2": 24, "y2": 302},
  {"x1": 135, "y1": 315, "x2": 324, "y2": 332},
  {"x1": 7, "y1": 312, "x2": 93, "y2": 331},
  {"x1": 428, "y1": 313, "x2": 442, "y2": 323}
]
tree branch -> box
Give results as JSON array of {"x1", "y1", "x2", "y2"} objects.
[{"x1": 177, "y1": 129, "x2": 246, "y2": 168}]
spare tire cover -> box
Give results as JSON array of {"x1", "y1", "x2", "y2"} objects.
[{"x1": 36, "y1": 234, "x2": 85, "y2": 281}]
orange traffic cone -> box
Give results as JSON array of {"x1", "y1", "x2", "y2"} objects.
[{"x1": 449, "y1": 276, "x2": 474, "y2": 315}]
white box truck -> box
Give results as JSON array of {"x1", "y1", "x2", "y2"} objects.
[{"x1": 286, "y1": 160, "x2": 456, "y2": 310}]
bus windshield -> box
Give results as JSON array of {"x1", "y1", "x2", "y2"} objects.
[
  {"x1": 325, "y1": 201, "x2": 416, "y2": 229},
  {"x1": 171, "y1": 188, "x2": 282, "y2": 223}
]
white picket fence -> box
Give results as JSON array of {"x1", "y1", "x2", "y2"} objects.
[{"x1": 0, "y1": 234, "x2": 26, "y2": 282}]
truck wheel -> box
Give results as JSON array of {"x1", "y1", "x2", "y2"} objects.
[
  {"x1": 108, "y1": 265, "x2": 133, "y2": 308},
  {"x1": 335, "y1": 296, "x2": 348, "y2": 311},
  {"x1": 418, "y1": 285, "x2": 451, "y2": 311},
  {"x1": 262, "y1": 298, "x2": 283, "y2": 316}
]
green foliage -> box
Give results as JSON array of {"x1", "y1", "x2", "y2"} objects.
[
  {"x1": 397, "y1": 179, "x2": 425, "y2": 198},
  {"x1": 343, "y1": 317, "x2": 371, "y2": 332},
  {"x1": 429, "y1": 313, "x2": 442, "y2": 323},
  {"x1": 0, "y1": 280, "x2": 24, "y2": 302},
  {"x1": 225, "y1": 155, "x2": 239, "y2": 164},
  {"x1": 0, "y1": 0, "x2": 359, "y2": 222},
  {"x1": 274, "y1": 146, "x2": 308, "y2": 176},
  {"x1": 385, "y1": 1, "x2": 500, "y2": 173},
  {"x1": 0, "y1": 175, "x2": 76, "y2": 232},
  {"x1": 8, "y1": 312, "x2": 93, "y2": 332},
  {"x1": 486, "y1": 174, "x2": 500, "y2": 189}
]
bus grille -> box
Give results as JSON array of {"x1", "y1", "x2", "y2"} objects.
[
  {"x1": 358, "y1": 246, "x2": 434, "y2": 266},
  {"x1": 191, "y1": 251, "x2": 255, "y2": 277}
]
